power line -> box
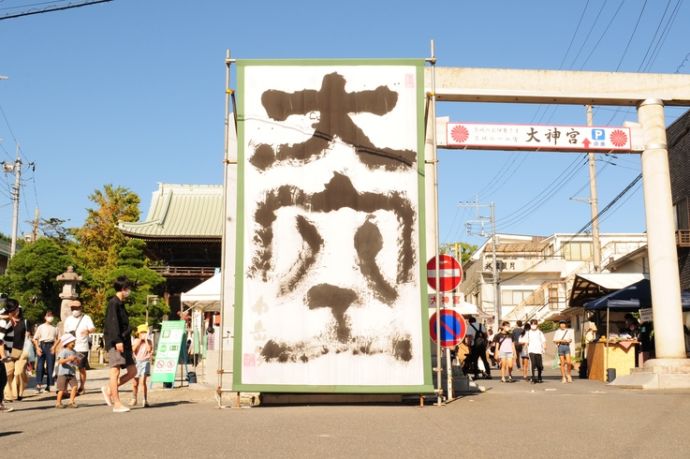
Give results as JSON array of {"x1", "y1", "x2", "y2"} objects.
[
  {"x1": 579, "y1": 0, "x2": 626, "y2": 70},
  {"x1": 0, "y1": 0, "x2": 112, "y2": 20},
  {"x1": 614, "y1": 0, "x2": 648, "y2": 71},
  {"x1": 498, "y1": 173, "x2": 643, "y2": 283}
]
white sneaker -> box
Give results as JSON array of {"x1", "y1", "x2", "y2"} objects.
[
  {"x1": 141, "y1": 399, "x2": 149, "y2": 408},
  {"x1": 100, "y1": 386, "x2": 112, "y2": 406},
  {"x1": 112, "y1": 405, "x2": 130, "y2": 413},
  {"x1": 128, "y1": 398, "x2": 137, "y2": 407}
]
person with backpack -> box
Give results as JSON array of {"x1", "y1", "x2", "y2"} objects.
[
  {"x1": 511, "y1": 320, "x2": 524, "y2": 369},
  {"x1": 466, "y1": 316, "x2": 491, "y2": 380},
  {"x1": 495, "y1": 321, "x2": 517, "y2": 383},
  {"x1": 526, "y1": 319, "x2": 546, "y2": 383}
]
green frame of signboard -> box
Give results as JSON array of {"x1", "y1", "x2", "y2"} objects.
[
  {"x1": 232, "y1": 58, "x2": 432, "y2": 393},
  {"x1": 151, "y1": 320, "x2": 186, "y2": 384}
]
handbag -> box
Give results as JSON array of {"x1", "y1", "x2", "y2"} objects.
[{"x1": 24, "y1": 336, "x2": 37, "y2": 362}]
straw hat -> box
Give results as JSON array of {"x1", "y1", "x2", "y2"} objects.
[{"x1": 137, "y1": 324, "x2": 149, "y2": 334}]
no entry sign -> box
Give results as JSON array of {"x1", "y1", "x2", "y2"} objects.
[
  {"x1": 427, "y1": 254, "x2": 463, "y2": 292},
  {"x1": 429, "y1": 309, "x2": 467, "y2": 348}
]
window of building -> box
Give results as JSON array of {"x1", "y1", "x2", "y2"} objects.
[
  {"x1": 674, "y1": 198, "x2": 689, "y2": 230},
  {"x1": 501, "y1": 289, "x2": 532, "y2": 307},
  {"x1": 562, "y1": 242, "x2": 593, "y2": 261}
]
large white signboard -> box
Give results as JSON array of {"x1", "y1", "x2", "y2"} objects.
[
  {"x1": 233, "y1": 60, "x2": 431, "y2": 393},
  {"x1": 445, "y1": 122, "x2": 632, "y2": 152}
]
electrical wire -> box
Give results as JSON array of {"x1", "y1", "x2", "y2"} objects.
[
  {"x1": 498, "y1": 173, "x2": 643, "y2": 283},
  {"x1": 613, "y1": 0, "x2": 648, "y2": 72}
]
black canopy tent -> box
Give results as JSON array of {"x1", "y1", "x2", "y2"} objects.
[{"x1": 584, "y1": 279, "x2": 690, "y2": 312}]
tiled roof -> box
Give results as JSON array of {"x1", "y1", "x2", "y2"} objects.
[{"x1": 119, "y1": 183, "x2": 223, "y2": 239}]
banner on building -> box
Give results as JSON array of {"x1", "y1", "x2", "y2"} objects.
[{"x1": 233, "y1": 60, "x2": 431, "y2": 393}]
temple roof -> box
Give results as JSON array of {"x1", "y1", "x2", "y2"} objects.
[{"x1": 119, "y1": 183, "x2": 223, "y2": 239}]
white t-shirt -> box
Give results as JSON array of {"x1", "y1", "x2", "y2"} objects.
[
  {"x1": 63, "y1": 314, "x2": 95, "y2": 352},
  {"x1": 526, "y1": 329, "x2": 546, "y2": 354}
]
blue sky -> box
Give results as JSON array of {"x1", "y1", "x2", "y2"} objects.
[{"x1": 0, "y1": 0, "x2": 689, "y2": 248}]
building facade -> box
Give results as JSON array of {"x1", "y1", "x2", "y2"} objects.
[
  {"x1": 459, "y1": 232, "x2": 647, "y2": 326},
  {"x1": 668, "y1": 109, "x2": 690, "y2": 290},
  {"x1": 118, "y1": 183, "x2": 222, "y2": 316}
]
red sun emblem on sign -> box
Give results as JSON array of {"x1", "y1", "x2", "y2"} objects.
[
  {"x1": 609, "y1": 129, "x2": 628, "y2": 147},
  {"x1": 450, "y1": 125, "x2": 469, "y2": 144}
]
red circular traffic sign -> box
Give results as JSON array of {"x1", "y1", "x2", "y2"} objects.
[
  {"x1": 429, "y1": 309, "x2": 467, "y2": 348},
  {"x1": 427, "y1": 254, "x2": 463, "y2": 292}
]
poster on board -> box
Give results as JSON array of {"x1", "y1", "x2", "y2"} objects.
[{"x1": 233, "y1": 60, "x2": 431, "y2": 393}]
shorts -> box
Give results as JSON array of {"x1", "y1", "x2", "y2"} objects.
[
  {"x1": 74, "y1": 351, "x2": 90, "y2": 369},
  {"x1": 558, "y1": 344, "x2": 571, "y2": 356},
  {"x1": 108, "y1": 347, "x2": 135, "y2": 369},
  {"x1": 499, "y1": 351, "x2": 514, "y2": 360},
  {"x1": 136, "y1": 360, "x2": 151, "y2": 377},
  {"x1": 57, "y1": 374, "x2": 77, "y2": 392}
]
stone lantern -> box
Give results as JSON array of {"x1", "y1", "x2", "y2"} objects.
[{"x1": 56, "y1": 266, "x2": 82, "y2": 322}]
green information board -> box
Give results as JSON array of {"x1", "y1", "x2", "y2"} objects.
[{"x1": 151, "y1": 320, "x2": 186, "y2": 383}]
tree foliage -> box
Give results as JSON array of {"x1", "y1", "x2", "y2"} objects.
[
  {"x1": 439, "y1": 242, "x2": 478, "y2": 265},
  {"x1": 0, "y1": 238, "x2": 76, "y2": 324}
]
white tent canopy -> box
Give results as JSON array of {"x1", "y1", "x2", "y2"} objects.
[{"x1": 181, "y1": 273, "x2": 221, "y2": 312}]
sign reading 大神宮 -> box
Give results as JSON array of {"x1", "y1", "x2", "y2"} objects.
[
  {"x1": 445, "y1": 122, "x2": 632, "y2": 152},
  {"x1": 233, "y1": 60, "x2": 432, "y2": 393}
]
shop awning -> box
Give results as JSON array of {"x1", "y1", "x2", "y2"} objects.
[
  {"x1": 181, "y1": 272, "x2": 221, "y2": 312},
  {"x1": 584, "y1": 279, "x2": 690, "y2": 311},
  {"x1": 569, "y1": 273, "x2": 647, "y2": 307}
]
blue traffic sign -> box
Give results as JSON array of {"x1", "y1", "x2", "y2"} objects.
[{"x1": 429, "y1": 309, "x2": 467, "y2": 348}]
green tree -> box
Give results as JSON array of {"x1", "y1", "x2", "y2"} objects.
[
  {"x1": 440, "y1": 242, "x2": 478, "y2": 265},
  {"x1": 0, "y1": 238, "x2": 76, "y2": 324},
  {"x1": 109, "y1": 239, "x2": 167, "y2": 330},
  {"x1": 73, "y1": 185, "x2": 142, "y2": 327}
]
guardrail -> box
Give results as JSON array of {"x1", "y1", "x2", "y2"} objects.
[
  {"x1": 149, "y1": 266, "x2": 217, "y2": 278},
  {"x1": 677, "y1": 230, "x2": 690, "y2": 247}
]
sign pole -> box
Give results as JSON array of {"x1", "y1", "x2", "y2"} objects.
[{"x1": 427, "y1": 40, "x2": 443, "y2": 405}]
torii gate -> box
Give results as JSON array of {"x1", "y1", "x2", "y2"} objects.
[{"x1": 423, "y1": 67, "x2": 690, "y2": 389}]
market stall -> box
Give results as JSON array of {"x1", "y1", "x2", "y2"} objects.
[{"x1": 583, "y1": 279, "x2": 690, "y2": 382}]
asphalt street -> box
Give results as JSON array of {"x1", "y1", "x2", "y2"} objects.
[{"x1": 1, "y1": 368, "x2": 689, "y2": 458}]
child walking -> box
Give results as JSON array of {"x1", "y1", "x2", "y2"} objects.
[
  {"x1": 131, "y1": 324, "x2": 153, "y2": 408},
  {"x1": 56, "y1": 333, "x2": 79, "y2": 408},
  {"x1": 526, "y1": 319, "x2": 546, "y2": 383}
]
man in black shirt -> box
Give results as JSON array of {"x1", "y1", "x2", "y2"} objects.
[{"x1": 101, "y1": 276, "x2": 136, "y2": 413}]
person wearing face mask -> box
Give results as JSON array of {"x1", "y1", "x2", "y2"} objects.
[
  {"x1": 526, "y1": 319, "x2": 546, "y2": 383},
  {"x1": 63, "y1": 300, "x2": 95, "y2": 395},
  {"x1": 101, "y1": 276, "x2": 137, "y2": 413},
  {"x1": 33, "y1": 309, "x2": 59, "y2": 394}
]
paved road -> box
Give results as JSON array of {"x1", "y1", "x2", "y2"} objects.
[{"x1": 1, "y1": 368, "x2": 689, "y2": 458}]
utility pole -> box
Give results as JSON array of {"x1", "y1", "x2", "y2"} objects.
[
  {"x1": 32, "y1": 208, "x2": 40, "y2": 242},
  {"x1": 460, "y1": 198, "x2": 501, "y2": 325},
  {"x1": 2, "y1": 146, "x2": 35, "y2": 258},
  {"x1": 587, "y1": 105, "x2": 602, "y2": 272}
]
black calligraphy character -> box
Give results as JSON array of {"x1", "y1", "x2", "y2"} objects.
[
  {"x1": 545, "y1": 127, "x2": 561, "y2": 145},
  {"x1": 526, "y1": 127, "x2": 540, "y2": 143},
  {"x1": 566, "y1": 129, "x2": 580, "y2": 145},
  {"x1": 250, "y1": 73, "x2": 416, "y2": 171}
]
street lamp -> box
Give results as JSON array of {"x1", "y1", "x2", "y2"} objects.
[{"x1": 146, "y1": 294, "x2": 159, "y2": 325}]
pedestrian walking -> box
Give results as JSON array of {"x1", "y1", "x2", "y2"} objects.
[
  {"x1": 495, "y1": 321, "x2": 517, "y2": 383},
  {"x1": 11, "y1": 325, "x2": 35, "y2": 400},
  {"x1": 130, "y1": 324, "x2": 153, "y2": 407},
  {"x1": 465, "y1": 316, "x2": 491, "y2": 380},
  {"x1": 512, "y1": 320, "x2": 524, "y2": 369},
  {"x1": 0, "y1": 299, "x2": 15, "y2": 413},
  {"x1": 55, "y1": 333, "x2": 80, "y2": 408},
  {"x1": 526, "y1": 319, "x2": 546, "y2": 383},
  {"x1": 554, "y1": 319, "x2": 574, "y2": 383},
  {"x1": 519, "y1": 322, "x2": 530, "y2": 380},
  {"x1": 33, "y1": 310, "x2": 59, "y2": 393},
  {"x1": 101, "y1": 276, "x2": 137, "y2": 413},
  {"x1": 63, "y1": 300, "x2": 95, "y2": 394},
  {"x1": 1, "y1": 299, "x2": 25, "y2": 402}
]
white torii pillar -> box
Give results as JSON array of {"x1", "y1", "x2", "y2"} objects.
[{"x1": 425, "y1": 67, "x2": 690, "y2": 388}]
